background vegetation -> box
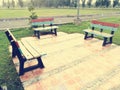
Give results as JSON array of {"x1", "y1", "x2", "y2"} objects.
[{"x1": 1, "y1": 0, "x2": 120, "y2": 8}]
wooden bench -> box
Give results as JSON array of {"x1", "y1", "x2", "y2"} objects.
[
  {"x1": 5, "y1": 29, "x2": 46, "y2": 75},
  {"x1": 83, "y1": 20, "x2": 119, "y2": 46},
  {"x1": 31, "y1": 18, "x2": 59, "y2": 39}
]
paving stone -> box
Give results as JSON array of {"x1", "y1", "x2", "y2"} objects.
[{"x1": 11, "y1": 32, "x2": 120, "y2": 90}]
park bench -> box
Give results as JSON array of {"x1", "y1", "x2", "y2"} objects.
[
  {"x1": 5, "y1": 29, "x2": 46, "y2": 75},
  {"x1": 31, "y1": 18, "x2": 59, "y2": 39},
  {"x1": 83, "y1": 20, "x2": 119, "y2": 46}
]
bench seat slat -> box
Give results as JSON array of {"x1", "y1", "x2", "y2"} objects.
[
  {"x1": 21, "y1": 39, "x2": 46, "y2": 55},
  {"x1": 84, "y1": 29, "x2": 113, "y2": 37},
  {"x1": 18, "y1": 41, "x2": 34, "y2": 60},
  {"x1": 21, "y1": 40, "x2": 40, "y2": 58},
  {"x1": 33, "y1": 26, "x2": 59, "y2": 31}
]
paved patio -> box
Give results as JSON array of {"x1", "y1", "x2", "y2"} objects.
[{"x1": 12, "y1": 32, "x2": 120, "y2": 90}]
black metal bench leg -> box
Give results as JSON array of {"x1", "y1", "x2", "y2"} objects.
[
  {"x1": 34, "y1": 31, "x2": 37, "y2": 36},
  {"x1": 37, "y1": 57, "x2": 44, "y2": 68},
  {"x1": 109, "y1": 37, "x2": 113, "y2": 44},
  {"x1": 84, "y1": 32, "x2": 88, "y2": 39},
  {"x1": 51, "y1": 29, "x2": 53, "y2": 33},
  {"x1": 37, "y1": 31, "x2": 40, "y2": 39},
  {"x1": 54, "y1": 28, "x2": 57, "y2": 36},
  {"x1": 19, "y1": 61, "x2": 24, "y2": 76},
  {"x1": 91, "y1": 34, "x2": 94, "y2": 38},
  {"x1": 103, "y1": 37, "x2": 108, "y2": 46}
]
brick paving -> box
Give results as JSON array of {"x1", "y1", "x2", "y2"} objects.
[{"x1": 12, "y1": 32, "x2": 120, "y2": 90}]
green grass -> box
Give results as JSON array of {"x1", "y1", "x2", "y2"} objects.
[
  {"x1": 0, "y1": 28, "x2": 33, "y2": 90},
  {"x1": 59, "y1": 16, "x2": 120, "y2": 45},
  {"x1": 0, "y1": 8, "x2": 120, "y2": 18},
  {"x1": 0, "y1": 16, "x2": 120, "y2": 89}
]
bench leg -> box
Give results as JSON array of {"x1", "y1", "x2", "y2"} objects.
[
  {"x1": 103, "y1": 37, "x2": 108, "y2": 46},
  {"x1": 109, "y1": 37, "x2": 113, "y2": 44},
  {"x1": 54, "y1": 28, "x2": 57, "y2": 36},
  {"x1": 91, "y1": 34, "x2": 94, "y2": 38},
  {"x1": 34, "y1": 30, "x2": 37, "y2": 36},
  {"x1": 37, "y1": 57, "x2": 45, "y2": 68},
  {"x1": 84, "y1": 32, "x2": 88, "y2": 39},
  {"x1": 51, "y1": 29, "x2": 53, "y2": 33},
  {"x1": 36, "y1": 31, "x2": 40, "y2": 39},
  {"x1": 19, "y1": 60, "x2": 24, "y2": 76}
]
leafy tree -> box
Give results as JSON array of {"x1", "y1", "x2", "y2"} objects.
[
  {"x1": 95, "y1": 0, "x2": 110, "y2": 8},
  {"x1": 18, "y1": 0, "x2": 24, "y2": 7},
  {"x1": 2, "y1": 0, "x2": 6, "y2": 7},
  {"x1": 70, "y1": 0, "x2": 77, "y2": 8},
  {"x1": 87, "y1": 0, "x2": 92, "y2": 8},
  {"x1": 28, "y1": 5, "x2": 38, "y2": 20},
  {"x1": 105, "y1": 0, "x2": 111, "y2": 7},
  {"x1": 81, "y1": 0, "x2": 86, "y2": 8},
  {"x1": 11, "y1": 0, "x2": 15, "y2": 8},
  {"x1": 7, "y1": 0, "x2": 10, "y2": 8},
  {"x1": 30, "y1": 0, "x2": 35, "y2": 6},
  {"x1": 113, "y1": 0, "x2": 119, "y2": 7}
]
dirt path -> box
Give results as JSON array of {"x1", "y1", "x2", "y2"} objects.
[{"x1": 0, "y1": 13, "x2": 120, "y2": 30}]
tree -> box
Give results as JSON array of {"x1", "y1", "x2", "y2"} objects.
[
  {"x1": 70, "y1": 0, "x2": 77, "y2": 8},
  {"x1": 64, "y1": 0, "x2": 71, "y2": 7},
  {"x1": 30, "y1": 0, "x2": 35, "y2": 6},
  {"x1": 7, "y1": 0, "x2": 10, "y2": 8},
  {"x1": 113, "y1": 0, "x2": 119, "y2": 7},
  {"x1": 81, "y1": 0, "x2": 86, "y2": 8},
  {"x1": 105, "y1": 0, "x2": 111, "y2": 8},
  {"x1": 87, "y1": 0, "x2": 92, "y2": 8},
  {"x1": 11, "y1": 0, "x2": 15, "y2": 8},
  {"x1": 28, "y1": 5, "x2": 38, "y2": 20},
  {"x1": 2, "y1": 0, "x2": 6, "y2": 7},
  {"x1": 18, "y1": 0, "x2": 24, "y2": 7}
]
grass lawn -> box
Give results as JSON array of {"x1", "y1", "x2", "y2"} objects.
[
  {"x1": 0, "y1": 28, "x2": 33, "y2": 90},
  {"x1": 0, "y1": 16, "x2": 120, "y2": 89},
  {"x1": 0, "y1": 8, "x2": 120, "y2": 18},
  {"x1": 59, "y1": 17, "x2": 120, "y2": 45}
]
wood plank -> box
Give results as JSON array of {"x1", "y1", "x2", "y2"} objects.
[
  {"x1": 18, "y1": 41, "x2": 34, "y2": 60},
  {"x1": 7, "y1": 29, "x2": 17, "y2": 41},
  {"x1": 83, "y1": 29, "x2": 113, "y2": 37},
  {"x1": 20, "y1": 40, "x2": 40, "y2": 58},
  {"x1": 22, "y1": 39, "x2": 47, "y2": 56},
  {"x1": 33, "y1": 26, "x2": 58, "y2": 31}
]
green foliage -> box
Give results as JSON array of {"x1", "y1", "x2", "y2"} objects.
[{"x1": 28, "y1": 5, "x2": 38, "y2": 20}]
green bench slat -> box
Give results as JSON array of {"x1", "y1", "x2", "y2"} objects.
[
  {"x1": 32, "y1": 21, "x2": 53, "y2": 26},
  {"x1": 91, "y1": 24, "x2": 118, "y2": 31},
  {"x1": 83, "y1": 29, "x2": 113, "y2": 37}
]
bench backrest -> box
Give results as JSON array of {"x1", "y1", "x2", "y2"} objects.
[
  {"x1": 91, "y1": 20, "x2": 119, "y2": 34},
  {"x1": 31, "y1": 18, "x2": 54, "y2": 28},
  {"x1": 5, "y1": 29, "x2": 25, "y2": 60},
  {"x1": 5, "y1": 29, "x2": 17, "y2": 43}
]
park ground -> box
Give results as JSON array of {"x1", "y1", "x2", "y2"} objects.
[{"x1": 0, "y1": 8, "x2": 120, "y2": 90}]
